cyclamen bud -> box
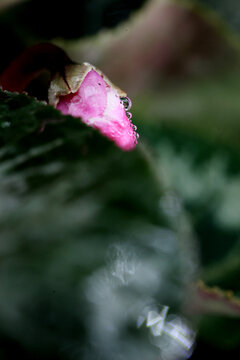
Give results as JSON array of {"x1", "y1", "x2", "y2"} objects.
[
  {"x1": 49, "y1": 63, "x2": 139, "y2": 151},
  {"x1": 0, "y1": 44, "x2": 139, "y2": 151}
]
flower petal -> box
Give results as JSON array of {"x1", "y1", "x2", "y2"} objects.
[{"x1": 56, "y1": 69, "x2": 138, "y2": 151}]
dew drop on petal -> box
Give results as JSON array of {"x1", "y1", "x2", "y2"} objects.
[
  {"x1": 126, "y1": 112, "x2": 132, "y2": 120},
  {"x1": 134, "y1": 132, "x2": 139, "y2": 144},
  {"x1": 120, "y1": 97, "x2": 132, "y2": 111}
]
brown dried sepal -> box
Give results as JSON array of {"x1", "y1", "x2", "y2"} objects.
[{"x1": 48, "y1": 62, "x2": 127, "y2": 108}]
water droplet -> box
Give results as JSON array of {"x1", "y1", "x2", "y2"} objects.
[
  {"x1": 120, "y1": 97, "x2": 132, "y2": 111},
  {"x1": 132, "y1": 125, "x2": 137, "y2": 131},
  {"x1": 134, "y1": 132, "x2": 139, "y2": 144},
  {"x1": 126, "y1": 112, "x2": 132, "y2": 120}
]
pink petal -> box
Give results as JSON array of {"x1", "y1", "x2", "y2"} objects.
[{"x1": 56, "y1": 69, "x2": 138, "y2": 151}]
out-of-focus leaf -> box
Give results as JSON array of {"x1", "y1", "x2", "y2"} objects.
[
  {"x1": 197, "y1": 0, "x2": 240, "y2": 34},
  {"x1": 129, "y1": 67, "x2": 240, "y2": 350},
  {"x1": 186, "y1": 280, "x2": 240, "y2": 349},
  {"x1": 138, "y1": 122, "x2": 240, "y2": 350},
  {"x1": 134, "y1": 69, "x2": 240, "y2": 152},
  {"x1": 188, "y1": 281, "x2": 240, "y2": 317},
  {"x1": 202, "y1": 240, "x2": 240, "y2": 291},
  {"x1": 0, "y1": 90, "x2": 198, "y2": 360},
  {"x1": 64, "y1": 0, "x2": 239, "y2": 96},
  {"x1": 141, "y1": 122, "x2": 240, "y2": 265}
]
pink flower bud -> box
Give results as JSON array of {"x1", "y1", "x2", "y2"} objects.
[{"x1": 48, "y1": 63, "x2": 139, "y2": 151}]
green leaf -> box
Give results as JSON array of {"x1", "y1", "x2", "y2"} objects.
[
  {"x1": 132, "y1": 70, "x2": 240, "y2": 350},
  {"x1": 189, "y1": 281, "x2": 240, "y2": 317},
  {"x1": 197, "y1": 0, "x2": 240, "y2": 34},
  {"x1": 62, "y1": 0, "x2": 239, "y2": 98},
  {"x1": 0, "y1": 90, "x2": 197, "y2": 359}
]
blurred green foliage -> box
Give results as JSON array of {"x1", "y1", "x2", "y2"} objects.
[
  {"x1": 198, "y1": 0, "x2": 240, "y2": 33},
  {"x1": 0, "y1": 90, "x2": 197, "y2": 359},
  {"x1": 1, "y1": 0, "x2": 240, "y2": 359}
]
